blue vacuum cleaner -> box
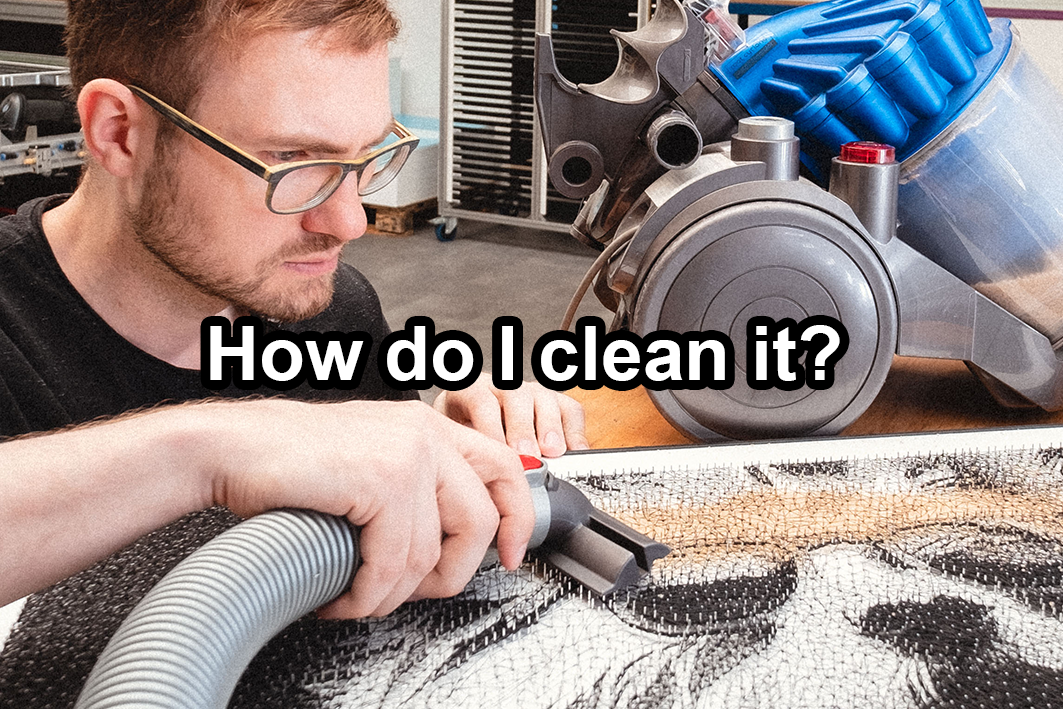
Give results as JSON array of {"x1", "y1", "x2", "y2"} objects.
[{"x1": 535, "y1": 0, "x2": 1063, "y2": 440}]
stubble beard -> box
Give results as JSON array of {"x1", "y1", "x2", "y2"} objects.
[{"x1": 128, "y1": 152, "x2": 341, "y2": 324}]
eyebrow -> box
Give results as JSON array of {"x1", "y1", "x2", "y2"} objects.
[{"x1": 259, "y1": 120, "x2": 396, "y2": 158}]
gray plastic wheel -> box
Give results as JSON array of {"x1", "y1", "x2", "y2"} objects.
[{"x1": 631, "y1": 199, "x2": 897, "y2": 440}]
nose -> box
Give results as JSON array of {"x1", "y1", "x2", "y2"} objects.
[{"x1": 299, "y1": 173, "x2": 368, "y2": 243}]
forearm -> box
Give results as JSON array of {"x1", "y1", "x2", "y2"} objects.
[
  {"x1": 0, "y1": 396, "x2": 535, "y2": 618},
  {"x1": 0, "y1": 405, "x2": 216, "y2": 604}
]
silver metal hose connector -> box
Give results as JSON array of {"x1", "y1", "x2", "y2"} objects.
[{"x1": 644, "y1": 109, "x2": 703, "y2": 170}]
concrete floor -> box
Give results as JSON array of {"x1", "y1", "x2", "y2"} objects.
[{"x1": 341, "y1": 219, "x2": 613, "y2": 396}]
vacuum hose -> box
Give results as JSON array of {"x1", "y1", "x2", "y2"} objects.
[
  {"x1": 73, "y1": 463, "x2": 667, "y2": 708},
  {"x1": 73, "y1": 510, "x2": 357, "y2": 709}
]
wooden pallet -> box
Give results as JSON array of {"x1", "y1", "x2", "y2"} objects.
[{"x1": 365, "y1": 198, "x2": 438, "y2": 236}]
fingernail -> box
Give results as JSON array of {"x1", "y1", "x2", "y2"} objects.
[
  {"x1": 516, "y1": 439, "x2": 538, "y2": 456},
  {"x1": 509, "y1": 543, "x2": 529, "y2": 570},
  {"x1": 543, "y1": 431, "x2": 562, "y2": 453}
]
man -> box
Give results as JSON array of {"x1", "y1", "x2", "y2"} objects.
[{"x1": 0, "y1": 0, "x2": 585, "y2": 624}]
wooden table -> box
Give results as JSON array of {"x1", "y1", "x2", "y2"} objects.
[{"x1": 570, "y1": 356, "x2": 1063, "y2": 449}]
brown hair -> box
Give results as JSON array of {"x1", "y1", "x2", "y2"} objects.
[{"x1": 65, "y1": 0, "x2": 399, "y2": 110}]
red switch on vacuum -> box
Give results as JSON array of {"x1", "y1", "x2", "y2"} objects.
[
  {"x1": 519, "y1": 455, "x2": 544, "y2": 471},
  {"x1": 840, "y1": 141, "x2": 896, "y2": 164}
]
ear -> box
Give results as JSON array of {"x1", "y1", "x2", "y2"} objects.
[{"x1": 77, "y1": 79, "x2": 158, "y2": 179}]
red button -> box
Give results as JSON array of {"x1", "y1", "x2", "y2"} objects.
[
  {"x1": 840, "y1": 141, "x2": 896, "y2": 164},
  {"x1": 519, "y1": 454, "x2": 543, "y2": 471}
]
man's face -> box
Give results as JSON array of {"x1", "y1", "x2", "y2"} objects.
[{"x1": 130, "y1": 30, "x2": 392, "y2": 323}]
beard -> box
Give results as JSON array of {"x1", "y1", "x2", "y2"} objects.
[{"x1": 128, "y1": 150, "x2": 342, "y2": 324}]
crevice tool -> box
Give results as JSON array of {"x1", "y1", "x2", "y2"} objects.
[{"x1": 520, "y1": 455, "x2": 671, "y2": 596}]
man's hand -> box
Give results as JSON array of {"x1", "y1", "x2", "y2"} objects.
[
  {"x1": 433, "y1": 375, "x2": 589, "y2": 458},
  {"x1": 0, "y1": 398, "x2": 534, "y2": 618},
  {"x1": 203, "y1": 398, "x2": 535, "y2": 618}
]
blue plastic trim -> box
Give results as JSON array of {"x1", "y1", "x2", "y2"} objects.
[
  {"x1": 729, "y1": 2, "x2": 796, "y2": 15},
  {"x1": 710, "y1": 0, "x2": 1012, "y2": 183}
]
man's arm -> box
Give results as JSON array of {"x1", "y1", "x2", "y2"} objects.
[{"x1": 0, "y1": 397, "x2": 534, "y2": 616}]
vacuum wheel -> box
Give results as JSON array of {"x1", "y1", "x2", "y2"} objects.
[{"x1": 630, "y1": 200, "x2": 897, "y2": 441}]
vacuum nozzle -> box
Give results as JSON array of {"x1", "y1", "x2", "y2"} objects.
[{"x1": 521, "y1": 455, "x2": 670, "y2": 595}]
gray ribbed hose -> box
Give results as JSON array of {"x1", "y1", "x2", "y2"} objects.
[{"x1": 73, "y1": 509, "x2": 358, "y2": 709}]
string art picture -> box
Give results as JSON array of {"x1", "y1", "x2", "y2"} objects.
[{"x1": 1, "y1": 426, "x2": 1061, "y2": 707}]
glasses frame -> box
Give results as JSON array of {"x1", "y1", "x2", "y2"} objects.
[{"x1": 126, "y1": 84, "x2": 419, "y2": 214}]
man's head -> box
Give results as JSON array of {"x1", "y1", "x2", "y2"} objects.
[
  {"x1": 65, "y1": 1, "x2": 401, "y2": 323},
  {"x1": 66, "y1": 0, "x2": 399, "y2": 115}
]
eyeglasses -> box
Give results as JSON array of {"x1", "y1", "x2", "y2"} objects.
[{"x1": 127, "y1": 85, "x2": 419, "y2": 214}]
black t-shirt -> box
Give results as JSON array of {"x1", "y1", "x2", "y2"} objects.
[
  {"x1": 0, "y1": 194, "x2": 412, "y2": 437},
  {"x1": 0, "y1": 195, "x2": 416, "y2": 706}
]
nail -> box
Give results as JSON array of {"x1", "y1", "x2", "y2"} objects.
[{"x1": 543, "y1": 431, "x2": 562, "y2": 452}]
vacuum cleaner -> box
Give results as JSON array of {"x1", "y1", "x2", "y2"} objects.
[
  {"x1": 536, "y1": 0, "x2": 1063, "y2": 441},
  {"x1": 73, "y1": 457, "x2": 669, "y2": 708}
]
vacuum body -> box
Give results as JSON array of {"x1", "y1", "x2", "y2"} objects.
[
  {"x1": 535, "y1": 0, "x2": 1063, "y2": 440},
  {"x1": 895, "y1": 44, "x2": 1063, "y2": 343},
  {"x1": 708, "y1": 0, "x2": 1063, "y2": 346}
]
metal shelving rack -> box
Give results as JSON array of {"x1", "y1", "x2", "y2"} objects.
[
  {"x1": 0, "y1": 0, "x2": 66, "y2": 24},
  {"x1": 438, "y1": 0, "x2": 650, "y2": 238},
  {"x1": 0, "y1": 51, "x2": 84, "y2": 182},
  {"x1": 0, "y1": 2, "x2": 82, "y2": 187}
]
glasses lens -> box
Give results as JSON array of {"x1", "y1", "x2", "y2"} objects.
[
  {"x1": 358, "y1": 144, "x2": 411, "y2": 196},
  {"x1": 270, "y1": 164, "x2": 345, "y2": 213}
]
